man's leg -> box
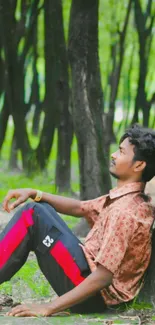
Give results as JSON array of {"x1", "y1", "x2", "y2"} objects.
[
  {"x1": 0, "y1": 202, "x2": 105, "y2": 313},
  {"x1": 0, "y1": 202, "x2": 35, "y2": 283},
  {"x1": 0, "y1": 201, "x2": 87, "y2": 285},
  {"x1": 32, "y1": 202, "x2": 90, "y2": 295}
]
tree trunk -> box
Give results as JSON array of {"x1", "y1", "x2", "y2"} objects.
[
  {"x1": 137, "y1": 229, "x2": 155, "y2": 306},
  {"x1": 69, "y1": 0, "x2": 111, "y2": 201},
  {"x1": 0, "y1": 0, "x2": 38, "y2": 171},
  {"x1": 9, "y1": 130, "x2": 18, "y2": 170},
  {"x1": 106, "y1": 0, "x2": 132, "y2": 152},
  {"x1": 31, "y1": 14, "x2": 42, "y2": 137},
  {"x1": 32, "y1": 105, "x2": 42, "y2": 136},
  {"x1": 0, "y1": 97, "x2": 10, "y2": 153},
  {"x1": 69, "y1": 0, "x2": 111, "y2": 235},
  {"x1": 31, "y1": 67, "x2": 42, "y2": 137},
  {"x1": 132, "y1": 45, "x2": 147, "y2": 125},
  {"x1": 0, "y1": 42, "x2": 5, "y2": 98},
  {"x1": 54, "y1": 2, "x2": 73, "y2": 193},
  {"x1": 56, "y1": 110, "x2": 73, "y2": 192},
  {"x1": 132, "y1": 0, "x2": 154, "y2": 127},
  {"x1": 36, "y1": 0, "x2": 66, "y2": 169}
]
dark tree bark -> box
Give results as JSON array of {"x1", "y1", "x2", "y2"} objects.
[
  {"x1": 132, "y1": 0, "x2": 155, "y2": 126},
  {"x1": 0, "y1": 97, "x2": 10, "y2": 153},
  {"x1": 69, "y1": 0, "x2": 111, "y2": 235},
  {"x1": 0, "y1": 42, "x2": 5, "y2": 98},
  {"x1": 36, "y1": 0, "x2": 57, "y2": 169},
  {"x1": 36, "y1": 0, "x2": 68, "y2": 170},
  {"x1": 31, "y1": 67, "x2": 42, "y2": 137},
  {"x1": 32, "y1": 104, "x2": 42, "y2": 137},
  {"x1": 105, "y1": 0, "x2": 132, "y2": 153},
  {"x1": 0, "y1": 0, "x2": 39, "y2": 171},
  {"x1": 31, "y1": 19, "x2": 42, "y2": 137},
  {"x1": 56, "y1": 100, "x2": 73, "y2": 192},
  {"x1": 69, "y1": 0, "x2": 111, "y2": 201},
  {"x1": 124, "y1": 45, "x2": 135, "y2": 129},
  {"x1": 55, "y1": 14, "x2": 73, "y2": 192},
  {"x1": 137, "y1": 229, "x2": 155, "y2": 306},
  {"x1": 9, "y1": 130, "x2": 19, "y2": 170}
]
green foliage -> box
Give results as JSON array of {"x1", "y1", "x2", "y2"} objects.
[
  {"x1": 62, "y1": 0, "x2": 72, "y2": 40},
  {"x1": 0, "y1": 260, "x2": 52, "y2": 299},
  {"x1": 0, "y1": 122, "x2": 79, "y2": 198},
  {"x1": 131, "y1": 301, "x2": 152, "y2": 310}
]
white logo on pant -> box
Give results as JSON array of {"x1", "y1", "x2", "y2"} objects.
[{"x1": 43, "y1": 236, "x2": 54, "y2": 247}]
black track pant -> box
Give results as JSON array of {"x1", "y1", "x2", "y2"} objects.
[{"x1": 0, "y1": 202, "x2": 106, "y2": 313}]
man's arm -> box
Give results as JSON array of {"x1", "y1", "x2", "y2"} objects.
[
  {"x1": 2, "y1": 188, "x2": 83, "y2": 216},
  {"x1": 48, "y1": 264, "x2": 112, "y2": 314},
  {"x1": 8, "y1": 265, "x2": 113, "y2": 317}
]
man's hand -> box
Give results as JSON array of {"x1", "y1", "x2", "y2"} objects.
[
  {"x1": 2, "y1": 189, "x2": 83, "y2": 217},
  {"x1": 6, "y1": 265, "x2": 112, "y2": 317},
  {"x1": 2, "y1": 188, "x2": 36, "y2": 212},
  {"x1": 6, "y1": 303, "x2": 52, "y2": 317}
]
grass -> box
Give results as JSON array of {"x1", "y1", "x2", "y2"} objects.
[{"x1": 0, "y1": 259, "x2": 53, "y2": 301}]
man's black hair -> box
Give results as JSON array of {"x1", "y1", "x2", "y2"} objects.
[{"x1": 120, "y1": 124, "x2": 155, "y2": 182}]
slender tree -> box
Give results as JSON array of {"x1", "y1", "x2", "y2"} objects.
[
  {"x1": 137, "y1": 228, "x2": 155, "y2": 306},
  {"x1": 36, "y1": 0, "x2": 72, "y2": 191},
  {"x1": 104, "y1": 0, "x2": 132, "y2": 154},
  {"x1": 69, "y1": 0, "x2": 111, "y2": 202},
  {"x1": 68, "y1": 0, "x2": 111, "y2": 235},
  {"x1": 55, "y1": 3, "x2": 73, "y2": 193},
  {"x1": 0, "y1": 0, "x2": 39, "y2": 170},
  {"x1": 132, "y1": 0, "x2": 155, "y2": 126}
]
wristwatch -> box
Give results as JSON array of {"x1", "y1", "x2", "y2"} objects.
[{"x1": 33, "y1": 190, "x2": 43, "y2": 202}]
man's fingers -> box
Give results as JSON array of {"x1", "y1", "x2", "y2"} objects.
[
  {"x1": 3, "y1": 195, "x2": 11, "y2": 209},
  {"x1": 2, "y1": 189, "x2": 31, "y2": 213},
  {"x1": 15, "y1": 311, "x2": 36, "y2": 317},
  {"x1": 2, "y1": 191, "x2": 17, "y2": 211},
  {"x1": 7, "y1": 305, "x2": 23, "y2": 315},
  {"x1": 8, "y1": 311, "x2": 36, "y2": 317},
  {"x1": 3, "y1": 195, "x2": 25, "y2": 212},
  {"x1": 7, "y1": 305, "x2": 27, "y2": 315},
  {"x1": 6, "y1": 303, "x2": 50, "y2": 317},
  {"x1": 9, "y1": 197, "x2": 25, "y2": 210},
  {"x1": 7, "y1": 305, "x2": 37, "y2": 317}
]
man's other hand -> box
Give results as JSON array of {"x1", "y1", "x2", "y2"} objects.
[
  {"x1": 6, "y1": 303, "x2": 52, "y2": 317},
  {"x1": 2, "y1": 188, "x2": 34, "y2": 212}
]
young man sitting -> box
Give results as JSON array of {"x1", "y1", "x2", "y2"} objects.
[{"x1": 1, "y1": 124, "x2": 155, "y2": 317}]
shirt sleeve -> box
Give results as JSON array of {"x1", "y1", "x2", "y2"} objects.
[
  {"x1": 80, "y1": 195, "x2": 107, "y2": 227},
  {"x1": 94, "y1": 209, "x2": 137, "y2": 273}
]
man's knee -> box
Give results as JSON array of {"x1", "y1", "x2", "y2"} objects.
[{"x1": 17, "y1": 201, "x2": 36, "y2": 213}]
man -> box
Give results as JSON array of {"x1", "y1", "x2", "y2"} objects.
[{"x1": 1, "y1": 124, "x2": 155, "y2": 317}]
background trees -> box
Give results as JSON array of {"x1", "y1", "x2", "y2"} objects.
[{"x1": 0, "y1": 0, "x2": 155, "y2": 200}]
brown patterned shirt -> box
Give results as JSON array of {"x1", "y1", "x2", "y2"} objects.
[{"x1": 81, "y1": 182, "x2": 155, "y2": 305}]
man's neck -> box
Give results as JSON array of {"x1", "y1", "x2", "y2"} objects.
[{"x1": 116, "y1": 179, "x2": 141, "y2": 188}]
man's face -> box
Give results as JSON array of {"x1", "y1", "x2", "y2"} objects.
[{"x1": 109, "y1": 137, "x2": 136, "y2": 180}]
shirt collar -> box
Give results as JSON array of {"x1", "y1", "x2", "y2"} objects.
[{"x1": 109, "y1": 182, "x2": 145, "y2": 199}]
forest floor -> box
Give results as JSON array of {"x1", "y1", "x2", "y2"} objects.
[{"x1": 0, "y1": 179, "x2": 155, "y2": 324}]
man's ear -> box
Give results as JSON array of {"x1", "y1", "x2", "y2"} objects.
[{"x1": 134, "y1": 160, "x2": 146, "y2": 173}]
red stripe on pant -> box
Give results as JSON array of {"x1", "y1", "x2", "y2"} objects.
[
  {"x1": 0, "y1": 208, "x2": 34, "y2": 269},
  {"x1": 50, "y1": 240, "x2": 85, "y2": 286}
]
